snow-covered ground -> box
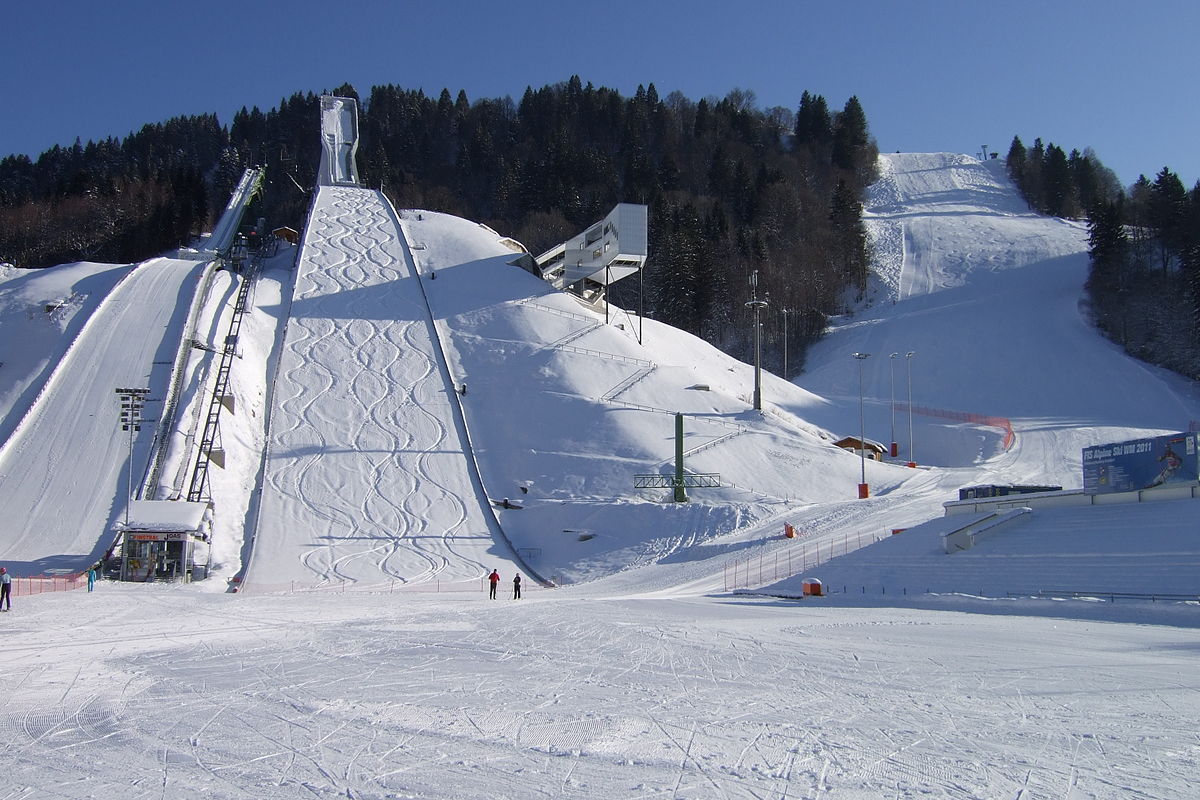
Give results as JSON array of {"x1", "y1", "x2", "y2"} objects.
[
  {"x1": 3, "y1": 583, "x2": 1195, "y2": 799},
  {"x1": 0, "y1": 152, "x2": 1198, "y2": 799}
]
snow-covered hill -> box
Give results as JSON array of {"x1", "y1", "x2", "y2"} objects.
[
  {"x1": 1, "y1": 152, "x2": 1198, "y2": 799},
  {"x1": 2, "y1": 153, "x2": 1198, "y2": 593}
]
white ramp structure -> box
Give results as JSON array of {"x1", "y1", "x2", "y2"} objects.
[
  {"x1": 243, "y1": 186, "x2": 512, "y2": 591},
  {"x1": 0, "y1": 257, "x2": 205, "y2": 571},
  {"x1": 201, "y1": 167, "x2": 264, "y2": 254},
  {"x1": 535, "y1": 203, "x2": 648, "y2": 297},
  {"x1": 317, "y1": 95, "x2": 361, "y2": 187}
]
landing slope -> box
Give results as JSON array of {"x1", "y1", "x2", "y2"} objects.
[
  {"x1": 0, "y1": 257, "x2": 204, "y2": 570},
  {"x1": 245, "y1": 187, "x2": 508, "y2": 591}
]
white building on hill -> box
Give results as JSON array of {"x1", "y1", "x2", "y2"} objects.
[{"x1": 535, "y1": 203, "x2": 647, "y2": 299}]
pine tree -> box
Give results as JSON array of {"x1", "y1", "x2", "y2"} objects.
[{"x1": 831, "y1": 96, "x2": 876, "y2": 188}]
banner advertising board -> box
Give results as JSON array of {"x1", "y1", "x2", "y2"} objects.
[{"x1": 1082, "y1": 432, "x2": 1199, "y2": 493}]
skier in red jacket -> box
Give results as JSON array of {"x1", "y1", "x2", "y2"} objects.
[{"x1": 488, "y1": 569, "x2": 500, "y2": 599}]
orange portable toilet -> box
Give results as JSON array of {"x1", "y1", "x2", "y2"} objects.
[{"x1": 801, "y1": 578, "x2": 823, "y2": 597}]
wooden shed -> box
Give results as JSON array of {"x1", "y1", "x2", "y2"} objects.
[
  {"x1": 833, "y1": 436, "x2": 887, "y2": 462},
  {"x1": 272, "y1": 226, "x2": 300, "y2": 245}
]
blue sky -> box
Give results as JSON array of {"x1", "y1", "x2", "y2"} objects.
[{"x1": 3, "y1": 0, "x2": 1197, "y2": 188}]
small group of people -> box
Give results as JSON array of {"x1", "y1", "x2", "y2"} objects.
[{"x1": 487, "y1": 568, "x2": 521, "y2": 599}]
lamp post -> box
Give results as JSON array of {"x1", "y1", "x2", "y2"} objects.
[
  {"x1": 745, "y1": 271, "x2": 768, "y2": 410},
  {"x1": 852, "y1": 352, "x2": 871, "y2": 498},
  {"x1": 888, "y1": 352, "x2": 899, "y2": 457},
  {"x1": 115, "y1": 387, "x2": 150, "y2": 527},
  {"x1": 905, "y1": 351, "x2": 916, "y2": 467}
]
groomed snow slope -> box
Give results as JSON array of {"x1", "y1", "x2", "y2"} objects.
[
  {"x1": 795, "y1": 153, "x2": 1200, "y2": 487},
  {"x1": 394, "y1": 209, "x2": 941, "y2": 588},
  {"x1": 760, "y1": 152, "x2": 1200, "y2": 598},
  {"x1": 0, "y1": 257, "x2": 203, "y2": 570},
  {"x1": 245, "y1": 187, "x2": 515, "y2": 592}
]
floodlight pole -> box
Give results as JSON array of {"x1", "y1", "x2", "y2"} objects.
[
  {"x1": 905, "y1": 351, "x2": 916, "y2": 467},
  {"x1": 852, "y1": 353, "x2": 871, "y2": 498},
  {"x1": 115, "y1": 388, "x2": 150, "y2": 528},
  {"x1": 745, "y1": 271, "x2": 768, "y2": 410}
]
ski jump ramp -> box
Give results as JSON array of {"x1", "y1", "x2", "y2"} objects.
[
  {"x1": 317, "y1": 96, "x2": 361, "y2": 187},
  {"x1": 0, "y1": 258, "x2": 205, "y2": 571},
  {"x1": 244, "y1": 186, "x2": 508, "y2": 591},
  {"x1": 202, "y1": 167, "x2": 264, "y2": 255}
]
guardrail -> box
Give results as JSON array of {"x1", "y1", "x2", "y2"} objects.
[
  {"x1": 724, "y1": 529, "x2": 885, "y2": 591},
  {"x1": 555, "y1": 343, "x2": 652, "y2": 366},
  {"x1": 516, "y1": 299, "x2": 597, "y2": 325},
  {"x1": 1025, "y1": 589, "x2": 1200, "y2": 603}
]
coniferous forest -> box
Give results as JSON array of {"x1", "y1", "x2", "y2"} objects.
[
  {"x1": 0, "y1": 78, "x2": 876, "y2": 376},
  {"x1": 1005, "y1": 136, "x2": 1200, "y2": 379}
]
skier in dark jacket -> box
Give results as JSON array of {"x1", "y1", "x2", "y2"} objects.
[{"x1": 512, "y1": 573, "x2": 522, "y2": 600}]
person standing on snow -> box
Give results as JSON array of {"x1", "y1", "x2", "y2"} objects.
[
  {"x1": 488, "y1": 569, "x2": 500, "y2": 599},
  {"x1": 87, "y1": 565, "x2": 97, "y2": 592},
  {"x1": 512, "y1": 573, "x2": 522, "y2": 600},
  {"x1": 0, "y1": 567, "x2": 11, "y2": 611}
]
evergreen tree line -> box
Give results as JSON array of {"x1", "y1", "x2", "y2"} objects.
[
  {"x1": 1005, "y1": 136, "x2": 1123, "y2": 218},
  {"x1": 0, "y1": 116, "x2": 219, "y2": 266},
  {"x1": 0, "y1": 79, "x2": 878, "y2": 376},
  {"x1": 1007, "y1": 135, "x2": 1200, "y2": 379}
]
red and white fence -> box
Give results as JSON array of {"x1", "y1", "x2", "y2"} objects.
[
  {"x1": 902, "y1": 403, "x2": 1015, "y2": 450},
  {"x1": 6, "y1": 572, "x2": 88, "y2": 598}
]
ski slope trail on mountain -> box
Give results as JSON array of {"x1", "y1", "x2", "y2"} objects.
[
  {"x1": 245, "y1": 187, "x2": 509, "y2": 591},
  {"x1": 795, "y1": 153, "x2": 1200, "y2": 491},
  {"x1": 0, "y1": 257, "x2": 203, "y2": 570}
]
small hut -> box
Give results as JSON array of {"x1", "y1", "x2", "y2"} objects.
[
  {"x1": 272, "y1": 226, "x2": 300, "y2": 245},
  {"x1": 113, "y1": 501, "x2": 211, "y2": 582},
  {"x1": 833, "y1": 436, "x2": 887, "y2": 462}
]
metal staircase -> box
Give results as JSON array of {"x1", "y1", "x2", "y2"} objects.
[{"x1": 186, "y1": 268, "x2": 254, "y2": 502}]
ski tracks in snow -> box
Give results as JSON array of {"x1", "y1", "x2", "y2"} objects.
[{"x1": 249, "y1": 188, "x2": 484, "y2": 590}]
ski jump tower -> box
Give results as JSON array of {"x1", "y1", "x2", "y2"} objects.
[
  {"x1": 317, "y1": 95, "x2": 361, "y2": 187},
  {"x1": 534, "y1": 204, "x2": 648, "y2": 302}
]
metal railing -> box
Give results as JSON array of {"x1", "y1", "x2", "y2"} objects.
[{"x1": 724, "y1": 529, "x2": 885, "y2": 591}]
